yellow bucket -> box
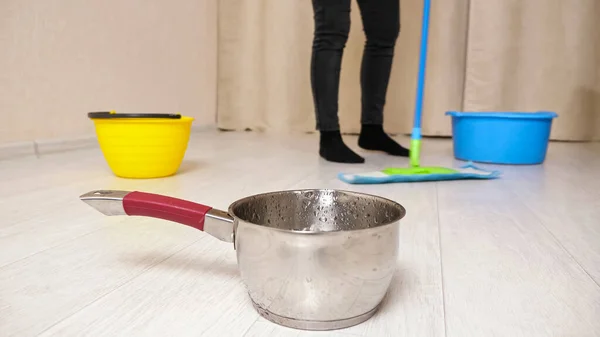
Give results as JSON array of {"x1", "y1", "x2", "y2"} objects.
[{"x1": 89, "y1": 112, "x2": 194, "y2": 179}]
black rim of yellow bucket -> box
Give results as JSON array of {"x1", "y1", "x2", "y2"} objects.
[{"x1": 87, "y1": 112, "x2": 181, "y2": 119}]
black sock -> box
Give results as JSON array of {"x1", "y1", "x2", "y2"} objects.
[
  {"x1": 358, "y1": 124, "x2": 409, "y2": 157},
  {"x1": 319, "y1": 131, "x2": 365, "y2": 164}
]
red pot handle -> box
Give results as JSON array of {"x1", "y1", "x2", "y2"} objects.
[
  {"x1": 79, "y1": 190, "x2": 234, "y2": 242},
  {"x1": 123, "y1": 191, "x2": 212, "y2": 230}
]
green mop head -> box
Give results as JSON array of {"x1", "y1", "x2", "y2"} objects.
[{"x1": 338, "y1": 162, "x2": 501, "y2": 184}]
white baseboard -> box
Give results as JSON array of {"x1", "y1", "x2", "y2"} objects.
[
  {"x1": 0, "y1": 142, "x2": 37, "y2": 161},
  {"x1": 191, "y1": 124, "x2": 216, "y2": 133},
  {"x1": 0, "y1": 124, "x2": 217, "y2": 161},
  {"x1": 35, "y1": 137, "x2": 99, "y2": 156}
]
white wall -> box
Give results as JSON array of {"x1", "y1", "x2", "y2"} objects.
[{"x1": 0, "y1": 0, "x2": 217, "y2": 144}]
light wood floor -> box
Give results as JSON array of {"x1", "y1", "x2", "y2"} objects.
[{"x1": 1, "y1": 131, "x2": 599, "y2": 337}]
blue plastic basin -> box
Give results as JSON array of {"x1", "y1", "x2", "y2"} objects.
[{"x1": 445, "y1": 111, "x2": 558, "y2": 165}]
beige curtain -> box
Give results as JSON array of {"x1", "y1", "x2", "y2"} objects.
[{"x1": 217, "y1": 0, "x2": 600, "y2": 141}]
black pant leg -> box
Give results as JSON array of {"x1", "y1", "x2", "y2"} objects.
[
  {"x1": 311, "y1": 0, "x2": 352, "y2": 131},
  {"x1": 356, "y1": 0, "x2": 400, "y2": 125}
]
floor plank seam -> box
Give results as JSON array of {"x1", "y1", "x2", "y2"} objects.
[
  {"x1": 240, "y1": 316, "x2": 262, "y2": 337},
  {"x1": 0, "y1": 227, "x2": 106, "y2": 270},
  {"x1": 35, "y1": 238, "x2": 202, "y2": 336},
  {"x1": 435, "y1": 182, "x2": 449, "y2": 337},
  {"x1": 509, "y1": 188, "x2": 600, "y2": 289}
]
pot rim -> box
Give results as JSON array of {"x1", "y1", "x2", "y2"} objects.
[{"x1": 227, "y1": 188, "x2": 406, "y2": 234}]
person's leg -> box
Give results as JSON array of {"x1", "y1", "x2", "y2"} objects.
[
  {"x1": 356, "y1": 0, "x2": 409, "y2": 156},
  {"x1": 311, "y1": 0, "x2": 364, "y2": 163}
]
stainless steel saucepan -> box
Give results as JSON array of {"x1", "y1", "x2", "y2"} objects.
[{"x1": 80, "y1": 189, "x2": 406, "y2": 331}]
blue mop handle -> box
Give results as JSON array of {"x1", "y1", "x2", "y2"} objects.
[{"x1": 410, "y1": 0, "x2": 431, "y2": 167}]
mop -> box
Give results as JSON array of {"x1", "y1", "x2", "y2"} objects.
[{"x1": 339, "y1": 0, "x2": 501, "y2": 184}]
